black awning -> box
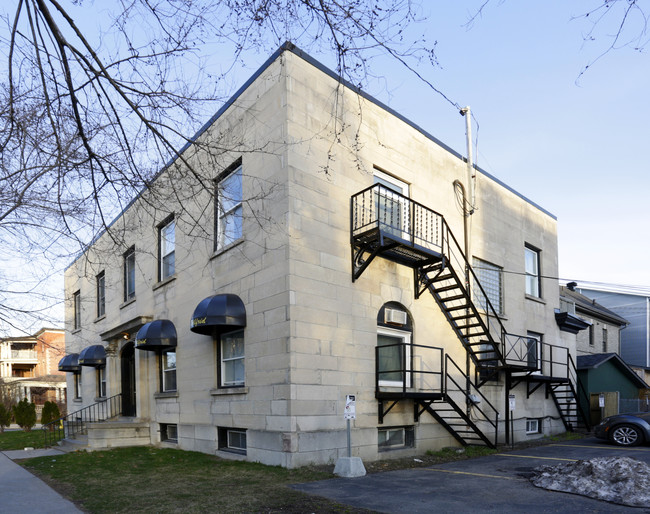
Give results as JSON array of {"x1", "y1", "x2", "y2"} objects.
[
  {"x1": 78, "y1": 344, "x2": 107, "y2": 367},
  {"x1": 58, "y1": 353, "x2": 80, "y2": 372},
  {"x1": 135, "y1": 319, "x2": 177, "y2": 351},
  {"x1": 190, "y1": 294, "x2": 246, "y2": 335}
]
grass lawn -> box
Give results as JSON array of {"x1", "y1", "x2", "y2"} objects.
[
  {"x1": 21, "y1": 446, "x2": 365, "y2": 513},
  {"x1": 17, "y1": 432, "x2": 586, "y2": 513},
  {"x1": 0, "y1": 429, "x2": 47, "y2": 451}
]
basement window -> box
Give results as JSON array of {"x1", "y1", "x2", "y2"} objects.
[
  {"x1": 378, "y1": 426, "x2": 414, "y2": 451},
  {"x1": 218, "y1": 427, "x2": 247, "y2": 454},
  {"x1": 526, "y1": 418, "x2": 541, "y2": 434},
  {"x1": 161, "y1": 423, "x2": 178, "y2": 443}
]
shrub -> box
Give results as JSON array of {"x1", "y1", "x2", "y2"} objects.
[
  {"x1": 12, "y1": 398, "x2": 36, "y2": 431},
  {"x1": 0, "y1": 404, "x2": 12, "y2": 432},
  {"x1": 40, "y1": 401, "x2": 61, "y2": 430}
]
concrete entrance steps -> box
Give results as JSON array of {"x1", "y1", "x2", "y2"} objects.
[{"x1": 58, "y1": 419, "x2": 150, "y2": 451}]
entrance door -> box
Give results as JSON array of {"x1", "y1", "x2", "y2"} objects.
[{"x1": 121, "y1": 342, "x2": 136, "y2": 417}]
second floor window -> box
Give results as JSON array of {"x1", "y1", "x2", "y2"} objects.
[
  {"x1": 96, "y1": 271, "x2": 105, "y2": 318},
  {"x1": 159, "y1": 217, "x2": 175, "y2": 280},
  {"x1": 524, "y1": 245, "x2": 541, "y2": 298},
  {"x1": 215, "y1": 163, "x2": 243, "y2": 250},
  {"x1": 473, "y1": 257, "x2": 503, "y2": 315},
  {"x1": 73, "y1": 291, "x2": 81, "y2": 330},
  {"x1": 124, "y1": 247, "x2": 135, "y2": 302}
]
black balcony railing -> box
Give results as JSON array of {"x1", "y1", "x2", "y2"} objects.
[{"x1": 43, "y1": 393, "x2": 122, "y2": 447}]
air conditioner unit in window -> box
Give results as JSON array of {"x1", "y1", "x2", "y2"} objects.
[{"x1": 385, "y1": 308, "x2": 407, "y2": 325}]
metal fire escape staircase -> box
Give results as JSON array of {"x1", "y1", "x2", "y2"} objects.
[{"x1": 351, "y1": 184, "x2": 587, "y2": 445}]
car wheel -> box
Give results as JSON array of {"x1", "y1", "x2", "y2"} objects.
[{"x1": 610, "y1": 424, "x2": 643, "y2": 446}]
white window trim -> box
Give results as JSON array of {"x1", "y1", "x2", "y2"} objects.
[
  {"x1": 216, "y1": 165, "x2": 243, "y2": 250},
  {"x1": 377, "y1": 326, "x2": 411, "y2": 388},
  {"x1": 220, "y1": 330, "x2": 245, "y2": 387},
  {"x1": 524, "y1": 246, "x2": 541, "y2": 298},
  {"x1": 526, "y1": 418, "x2": 541, "y2": 434},
  {"x1": 161, "y1": 351, "x2": 177, "y2": 392},
  {"x1": 159, "y1": 218, "x2": 175, "y2": 281}
]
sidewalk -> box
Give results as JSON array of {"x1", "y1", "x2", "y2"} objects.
[{"x1": 0, "y1": 449, "x2": 82, "y2": 513}]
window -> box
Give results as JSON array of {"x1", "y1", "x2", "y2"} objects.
[
  {"x1": 74, "y1": 371, "x2": 82, "y2": 399},
  {"x1": 160, "y1": 350, "x2": 177, "y2": 392},
  {"x1": 526, "y1": 331, "x2": 542, "y2": 372},
  {"x1": 602, "y1": 327, "x2": 608, "y2": 352},
  {"x1": 526, "y1": 418, "x2": 541, "y2": 434},
  {"x1": 97, "y1": 367, "x2": 106, "y2": 397},
  {"x1": 96, "y1": 271, "x2": 105, "y2": 318},
  {"x1": 218, "y1": 427, "x2": 247, "y2": 454},
  {"x1": 373, "y1": 168, "x2": 409, "y2": 240},
  {"x1": 588, "y1": 325, "x2": 595, "y2": 346},
  {"x1": 161, "y1": 423, "x2": 178, "y2": 442},
  {"x1": 159, "y1": 217, "x2": 175, "y2": 280},
  {"x1": 73, "y1": 291, "x2": 81, "y2": 330},
  {"x1": 524, "y1": 245, "x2": 541, "y2": 297},
  {"x1": 124, "y1": 246, "x2": 135, "y2": 302},
  {"x1": 377, "y1": 326, "x2": 411, "y2": 387},
  {"x1": 473, "y1": 257, "x2": 503, "y2": 315},
  {"x1": 215, "y1": 163, "x2": 243, "y2": 250},
  {"x1": 378, "y1": 426, "x2": 414, "y2": 450},
  {"x1": 220, "y1": 330, "x2": 244, "y2": 387}
]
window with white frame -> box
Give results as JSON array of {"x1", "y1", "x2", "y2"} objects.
[
  {"x1": 161, "y1": 423, "x2": 178, "y2": 442},
  {"x1": 218, "y1": 427, "x2": 246, "y2": 454},
  {"x1": 377, "y1": 326, "x2": 411, "y2": 388},
  {"x1": 160, "y1": 350, "x2": 177, "y2": 392},
  {"x1": 473, "y1": 257, "x2": 503, "y2": 315},
  {"x1": 124, "y1": 246, "x2": 136, "y2": 301},
  {"x1": 159, "y1": 217, "x2": 175, "y2": 281},
  {"x1": 524, "y1": 245, "x2": 541, "y2": 297},
  {"x1": 220, "y1": 330, "x2": 244, "y2": 387},
  {"x1": 96, "y1": 271, "x2": 105, "y2": 318},
  {"x1": 96, "y1": 367, "x2": 106, "y2": 397},
  {"x1": 526, "y1": 418, "x2": 541, "y2": 434},
  {"x1": 526, "y1": 331, "x2": 542, "y2": 372},
  {"x1": 378, "y1": 426, "x2": 414, "y2": 450},
  {"x1": 73, "y1": 291, "x2": 81, "y2": 330},
  {"x1": 215, "y1": 163, "x2": 243, "y2": 250}
]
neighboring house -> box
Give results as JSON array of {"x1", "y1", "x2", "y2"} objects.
[
  {"x1": 577, "y1": 353, "x2": 649, "y2": 423},
  {"x1": 0, "y1": 328, "x2": 67, "y2": 409},
  {"x1": 61, "y1": 43, "x2": 583, "y2": 468},
  {"x1": 576, "y1": 286, "x2": 650, "y2": 368},
  {"x1": 559, "y1": 282, "x2": 629, "y2": 356}
]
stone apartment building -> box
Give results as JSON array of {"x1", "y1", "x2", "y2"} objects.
[
  {"x1": 1, "y1": 328, "x2": 67, "y2": 407},
  {"x1": 61, "y1": 44, "x2": 583, "y2": 467}
]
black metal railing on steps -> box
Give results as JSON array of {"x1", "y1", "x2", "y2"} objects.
[{"x1": 43, "y1": 393, "x2": 122, "y2": 447}]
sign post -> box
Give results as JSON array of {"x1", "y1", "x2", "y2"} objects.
[
  {"x1": 509, "y1": 394, "x2": 515, "y2": 449},
  {"x1": 334, "y1": 394, "x2": 366, "y2": 478},
  {"x1": 344, "y1": 395, "x2": 356, "y2": 458}
]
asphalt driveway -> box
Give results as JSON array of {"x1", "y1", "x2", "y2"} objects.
[{"x1": 291, "y1": 438, "x2": 650, "y2": 513}]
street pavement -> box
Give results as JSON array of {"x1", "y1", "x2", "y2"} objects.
[
  {"x1": 292, "y1": 438, "x2": 650, "y2": 513},
  {"x1": 0, "y1": 448, "x2": 82, "y2": 513}
]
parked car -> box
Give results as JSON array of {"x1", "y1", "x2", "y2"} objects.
[{"x1": 594, "y1": 412, "x2": 650, "y2": 446}]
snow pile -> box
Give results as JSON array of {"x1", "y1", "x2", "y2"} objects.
[{"x1": 531, "y1": 457, "x2": 650, "y2": 507}]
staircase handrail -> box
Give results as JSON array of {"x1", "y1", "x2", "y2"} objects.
[
  {"x1": 42, "y1": 393, "x2": 122, "y2": 447},
  {"x1": 439, "y1": 218, "x2": 508, "y2": 359},
  {"x1": 445, "y1": 354, "x2": 499, "y2": 446},
  {"x1": 568, "y1": 353, "x2": 591, "y2": 429}
]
